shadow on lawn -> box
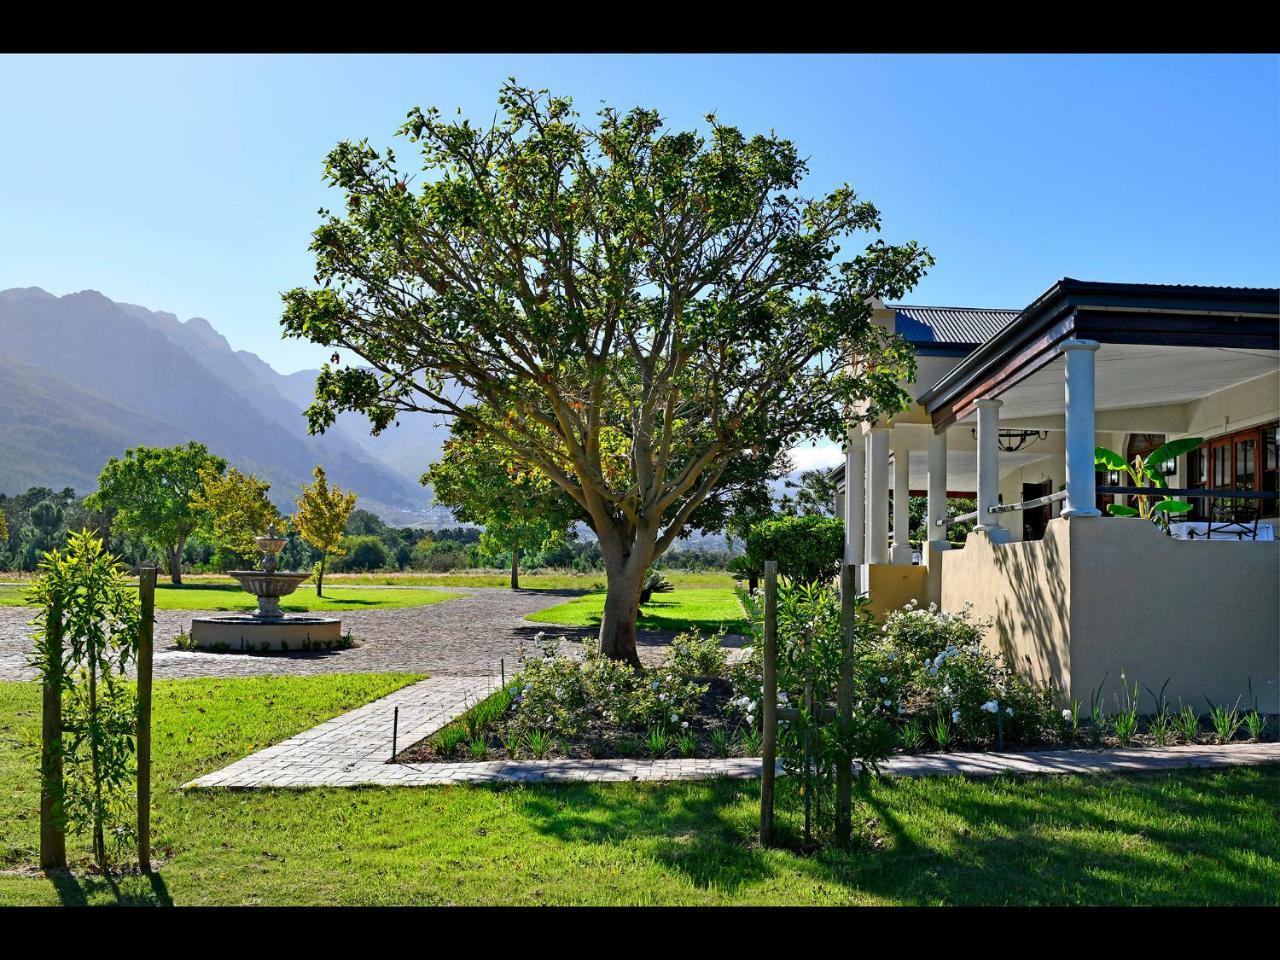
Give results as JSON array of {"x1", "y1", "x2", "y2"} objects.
[
  {"x1": 47, "y1": 868, "x2": 174, "y2": 907},
  {"x1": 510, "y1": 767, "x2": 1279, "y2": 905}
]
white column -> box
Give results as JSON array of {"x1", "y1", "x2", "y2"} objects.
[
  {"x1": 926, "y1": 428, "x2": 949, "y2": 550},
  {"x1": 844, "y1": 425, "x2": 866, "y2": 567},
  {"x1": 866, "y1": 428, "x2": 890, "y2": 565},
  {"x1": 890, "y1": 436, "x2": 913, "y2": 564},
  {"x1": 974, "y1": 398, "x2": 1009, "y2": 540},
  {"x1": 1062, "y1": 339, "x2": 1102, "y2": 518}
]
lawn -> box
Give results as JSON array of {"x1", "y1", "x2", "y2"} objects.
[
  {"x1": 0, "y1": 675, "x2": 1275, "y2": 906},
  {"x1": 525, "y1": 587, "x2": 750, "y2": 634},
  {"x1": 182, "y1": 570, "x2": 739, "y2": 590},
  {"x1": 0, "y1": 583, "x2": 464, "y2": 612}
]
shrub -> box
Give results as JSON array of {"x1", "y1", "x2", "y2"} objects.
[
  {"x1": 744, "y1": 514, "x2": 843, "y2": 584},
  {"x1": 337, "y1": 534, "x2": 389, "y2": 571}
]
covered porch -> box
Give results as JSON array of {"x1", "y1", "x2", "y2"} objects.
[{"x1": 841, "y1": 279, "x2": 1280, "y2": 712}]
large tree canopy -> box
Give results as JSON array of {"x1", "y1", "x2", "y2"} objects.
[{"x1": 282, "y1": 81, "x2": 930, "y2": 664}]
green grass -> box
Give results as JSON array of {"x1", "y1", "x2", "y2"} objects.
[
  {"x1": 0, "y1": 676, "x2": 1276, "y2": 905},
  {"x1": 0, "y1": 583, "x2": 464, "y2": 612},
  {"x1": 232, "y1": 570, "x2": 737, "y2": 590},
  {"x1": 525, "y1": 587, "x2": 750, "y2": 634}
]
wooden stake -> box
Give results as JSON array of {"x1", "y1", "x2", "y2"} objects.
[
  {"x1": 137, "y1": 566, "x2": 156, "y2": 872},
  {"x1": 759, "y1": 561, "x2": 778, "y2": 846},
  {"x1": 39, "y1": 597, "x2": 66, "y2": 870},
  {"x1": 835, "y1": 563, "x2": 858, "y2": 845}
]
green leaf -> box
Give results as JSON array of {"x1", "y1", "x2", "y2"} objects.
[
  {"x1": 1146, "y1": 436, "x2": 1203, "y2": 468},
  {"x1": 1094, "y1": 447, "x2": 1127, "y2": 470},
  {"x1": 1152, "y1": 499, "x2": 1193, "y2": 514},
  {"x1": 1106, "y1": 503, "x2": 1140, "y2": 517}
]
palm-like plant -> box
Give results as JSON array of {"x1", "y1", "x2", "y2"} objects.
[
  {"x1": 1094, "y1": 437, "x2": 1203, "y2": 527},
  {"x1": 639, "y1": 570, "x2": 674, "y2": 605}
]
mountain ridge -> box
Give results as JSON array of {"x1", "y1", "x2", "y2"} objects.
[{"x1": 0, "y1": 287, "x2": 451, "y2": 525}]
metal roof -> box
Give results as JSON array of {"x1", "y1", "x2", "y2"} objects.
[{"x1": 889, "y1": 304, "x2": 1019, "y2": 347}]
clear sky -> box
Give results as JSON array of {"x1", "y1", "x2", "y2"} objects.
[{"x1": 2, "y1": 53, "x2": 1277, "y2": 385}]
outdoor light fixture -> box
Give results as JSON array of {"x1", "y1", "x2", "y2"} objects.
[{"x1": 970, "y1": 428, "x2": 1049, "y2": 452}]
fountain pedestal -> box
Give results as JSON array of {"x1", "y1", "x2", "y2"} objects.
[{"x1": 187, "y1": 526, "x2": 343, "y2": 652}]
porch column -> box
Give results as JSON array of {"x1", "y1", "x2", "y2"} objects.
[
  {"x1": 926, "y1": 428, "x2": 949, "y2": 551},
  {"x1": 844, "y1": 424, "x2": 866, "y2": 567},
  {"x1": 1062, "y1": 339, "x2": 1102, "y2": 518},
  {"x1": 866, "y1": 427, "x2": 890, "y2": 565},
  {"x1": 890, "y1": 436, "x2": 913, "y2": 564},
  {"x1": 974, "y1": 398, "x2": 1009, "y2": 540}
]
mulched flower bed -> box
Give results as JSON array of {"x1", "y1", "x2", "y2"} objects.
[{"x1": 396, "y1": 676, "x2": 762, "y2": 763}]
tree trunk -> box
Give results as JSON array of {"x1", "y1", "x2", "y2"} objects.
[
  {"x1": 510, "y1": 544, "x2": 520, "y2": 591},
  {"x1": 167, "y1": 536, "x2": 185, "y2": 586},
  {"x1": 598, "y1": 565, "x2": 644, "y2": 668},
  {"x1": 317, "y1": 554, "x2": 326, "y2": 598}
]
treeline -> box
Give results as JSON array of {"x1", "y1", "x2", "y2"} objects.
[{"x1": 0, "y1": 487, "x2": 734, "y2": 575}]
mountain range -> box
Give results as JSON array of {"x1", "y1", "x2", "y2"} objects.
[{"x1": 0, "y1": 287, "x2": 453, "y2": 525}]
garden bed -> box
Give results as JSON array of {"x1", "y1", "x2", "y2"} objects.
[{"x1": 399, "y1": 587, "x2": 1277, "y2": 768}]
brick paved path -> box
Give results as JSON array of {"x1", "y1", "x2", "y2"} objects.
[
  {"x1": 186, "y1": 674, "x2": 1280, "y2": 789},
  {"x1": 0, "y1": 587, "x2": 695, "y2": 681}
]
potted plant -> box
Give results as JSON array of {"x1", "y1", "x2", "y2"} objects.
[{"x1": 1094, "y1": 437, "x2": 1203, "y2": 528}]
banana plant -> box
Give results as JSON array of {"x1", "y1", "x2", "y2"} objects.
[{"x1": 1094, "y1": 437, "x2": 1203, "y2": 526}]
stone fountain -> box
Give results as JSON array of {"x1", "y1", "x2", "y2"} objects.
[{"x1": 188, "y1": 524, "x2": 342, "y2": 651}]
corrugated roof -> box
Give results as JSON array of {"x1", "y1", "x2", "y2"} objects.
[{"x1": 889, "y1": 304, "x2": 1020, "y2": 347}]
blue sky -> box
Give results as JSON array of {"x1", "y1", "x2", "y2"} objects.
[{"x1": 2, "y1": 53, "x2": 1277, "y2": 385}]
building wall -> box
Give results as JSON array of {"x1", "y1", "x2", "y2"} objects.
[{"x1": 937, "y1": 517, "x2": 1280, "y2": 714}]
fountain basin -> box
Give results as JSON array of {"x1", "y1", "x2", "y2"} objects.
[{"x1": 188, "y1": 614, "x2": 343, "y2": 652}]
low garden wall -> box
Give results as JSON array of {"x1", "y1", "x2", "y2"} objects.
[{"x1": 938, "y1": 517, "x2": 1279, "y2": 714}]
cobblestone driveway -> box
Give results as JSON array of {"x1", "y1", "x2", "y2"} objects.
[{"x1": 0, "y1": 587, "x2": 700, "y2": 681}]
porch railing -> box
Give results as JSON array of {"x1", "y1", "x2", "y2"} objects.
[{"x1": 935, "y1": 487, "x2": 1277, "y2": 528}]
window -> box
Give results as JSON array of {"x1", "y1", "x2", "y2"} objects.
[{"x1": 1186, "y1": 422, "x2": 1279, "y2": 521}]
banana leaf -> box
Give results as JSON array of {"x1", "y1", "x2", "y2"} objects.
[
  {"x1": 1145, "y1": 436, "x2": 1204, "y2": 468},
  {"x1": 1106, "y1": 503, "x2": 1140, "y2": 516},
  {"x1": 1152, "y1": 499, "x2": 1193, "y2": 514},
  {"x1": 1094, "y1": 446, "x2": 1127, "y2": 470}
]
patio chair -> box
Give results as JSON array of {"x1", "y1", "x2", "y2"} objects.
[{"x1": 1192, "y1": 498, "x2": 1262, "y2": 541}]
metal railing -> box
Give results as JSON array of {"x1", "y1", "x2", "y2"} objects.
[{"x1": 935, "y1": 486, "x2": 1276, "y2": 528}]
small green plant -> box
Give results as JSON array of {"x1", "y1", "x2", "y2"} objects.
[
  {"x1": 174, "y1": 630, "x2": 195, "y2": 650},
  {"x1": 1244, "y1": 710, "x2": 1266, "y2": 742},
  {"x1": 1111, "y1": 675, "x2": 1141, "y2": 746},
  {"x1": 523, "y1": 729, "x2": 552, "y2": 759},
  {"x1": 928, "y1": 710, "x2": 954, "y2": 752},
  {"x1": 677, "y1": 733, "x2": 698, "y2": 757},
  {"x1": 1148, "y1": 711, "x2": 1175, "y2": 746},
  {"x1": 1088, "y1": 674, "x2": 1109, "y2": 745},
  {"x1": 1206, "y1": 699, "x2": 1243, "y2": 745},
  {"x1": 1173, "y1": 704, "x2": 1201, "y2": 744},
  {"x1": 645, "y1": 726, "x2": 669, "y2": 758},
  {"x1": 639, "y1": 569, "x2": 674, "y2": 605},
  {"x1": 499, "y1": 729, "x2": 523, "y2": 758},
  {"x1": 433, "y1": 724, "x2": 468, "y2": 757},
  {"x1": 467, "y1": 735, "x2": 488, "y2": 760},
  {"x1": 898, "y1": 718, "x2": 924, "y2": 752},
  {"x1": 711, "y1": 728, "x2": 731, "y2": 758},
  {"x1": 738, "y1": 725, "x2": 761, "y2": 757}
]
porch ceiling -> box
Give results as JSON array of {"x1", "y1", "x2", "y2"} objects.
[{"x1": 964, "y1": 342, "x2": 1279, "y2": 425}]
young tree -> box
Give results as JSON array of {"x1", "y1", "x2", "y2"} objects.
[
  {"x1": 426, "y1": 414, "x2": 582, "y2": 589},
  {"x1": 281, "y1": 82, "x2": 928, "y2": 665},
  {"x1": 294, "y1": 466, "x2": 357, "y2": 596},
  {"x1": 87, "y1": 443, "x2": 226, "y2": 585},
  {"x1": 189, "y1": 465, "x2": 282, "y2": 563}
]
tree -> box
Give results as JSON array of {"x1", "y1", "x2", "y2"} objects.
[
  {"x1": 340, "y1": 534, "x2": 388, "y2": 571},
  {"x1": 87, "y1": 443, "x2": 225, "y2": 585},
  {"x1": 779, "y1": 466, "x2": 841, "y2": 517},
  {"x1": 281, "y1": 82, "x2": 928, "y2": 665},
  {"x1": 294, "y1": 466, "x2": 357, "y2": 596},
  {"x1": 425, "y1": 414, "x2": 582, "y2": 589},
  {"x1": 189, "y1": 465, "x2": 282, "y2": 563}
]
